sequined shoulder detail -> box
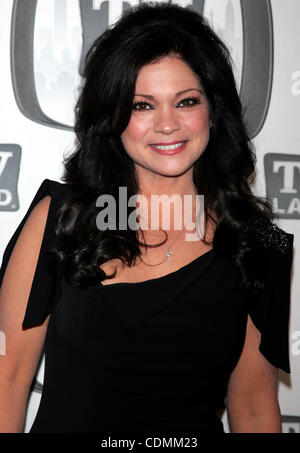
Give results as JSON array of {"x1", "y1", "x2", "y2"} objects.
[{"x1": 242, "y1": 217, "x2": 293, "y2": 255}]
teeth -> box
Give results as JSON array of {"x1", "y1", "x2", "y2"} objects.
[{"x1": 151, "y1": 142, "x2": 185, "y2": 150}]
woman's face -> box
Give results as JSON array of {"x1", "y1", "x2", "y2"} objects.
[{"x1": 121, "y1": 55, "x2": 211, "y2": 181}]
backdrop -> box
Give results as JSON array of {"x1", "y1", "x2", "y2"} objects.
[{"x1": 0, "y1": 0, "x2": 299, "y2": 433}]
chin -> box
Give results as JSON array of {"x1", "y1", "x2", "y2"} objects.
[{"x1": 154, "y1": 166, "x2": 193, "y2": 178}]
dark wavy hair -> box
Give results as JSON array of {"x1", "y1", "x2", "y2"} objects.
[{"x1": 52, "y1": 2, "x2": 274, "y2": 291}]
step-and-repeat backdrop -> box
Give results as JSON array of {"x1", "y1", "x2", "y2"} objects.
[{"x1": 0, "y1": 0, "x2": 299, "y2": 433}]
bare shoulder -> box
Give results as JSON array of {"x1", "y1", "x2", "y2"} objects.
[
  {"x1": 1, "y1": 195, "x2": 52, "y2": 282},
  {"x1": 2, "y1": 195, "x2": 52, "y2": 285}
]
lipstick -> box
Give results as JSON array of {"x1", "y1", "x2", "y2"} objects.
[{"x1": 149, "y1": 140, "x2": 188, "y2": 155}]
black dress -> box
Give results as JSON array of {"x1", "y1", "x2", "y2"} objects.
[{"x1": 0, "y1": 179, "x2": 294, "y2": 433}]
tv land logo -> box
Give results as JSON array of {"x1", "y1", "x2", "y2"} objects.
[
  {"x1": 0, "y1": 145, "x2": 21, "y2": 211},
  {"x1": 265, "y1": 154, "x2": 300, "y2": 219}
]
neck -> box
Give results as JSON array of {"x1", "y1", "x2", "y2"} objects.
[{"x1": 136, "y1": 176, "x2": 200, "y2": 232}]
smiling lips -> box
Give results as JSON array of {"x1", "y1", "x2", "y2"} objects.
[{"x1": 150, "y1": 140, "x2": 188, "y2": 155}]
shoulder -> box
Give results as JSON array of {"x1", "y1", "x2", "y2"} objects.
[
  {"x1": 25, "y1": 179, "x2": 76, "y2": 225},
  {"x1": 0, "y1": 197, "x2": 51, "y2": 297},
  {"x1": 24, "y1": 178, "x2": 75, "y2": 228},
  {"x1": 0, "y1": 179, "x2": 74, "y2": 284},
  {"x1": 23, "y1": 196, "x2": 51, "y2": 237},
  {"x1": 37, "y1": 178, "x2": 75, "y2": 202},
  {"x1": 1, "y1": 179, "x2": 70, "y2": 266},
  {"x1": 242, "y1": 217, "x2": 294, "y2": 256}
]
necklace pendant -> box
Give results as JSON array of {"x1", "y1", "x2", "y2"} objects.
[{"x1": 166, "y1": 248, "x2": 172, "y2": 266}]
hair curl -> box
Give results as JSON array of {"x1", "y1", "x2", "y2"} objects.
[{"x1": 52, "y1": 2, "x2": 274, "y2": 292}]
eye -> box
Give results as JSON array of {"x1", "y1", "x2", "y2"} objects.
[
  {"x1": 177, "y1": 96, "x2": 200, "y2": 108},
  {"x1": 132, "y1": 101, "x2": 152, "y2": 111}
]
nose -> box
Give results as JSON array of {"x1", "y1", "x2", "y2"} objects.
[{"x1": 153, "y1": 106, "x2": 180, "y2": 134}]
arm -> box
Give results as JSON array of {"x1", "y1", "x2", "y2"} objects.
[
  {"x1": 226, "y1": 314, "x2": 281, "y2": 433},
  {"x1": 0, "y1": 196, "x2": 51, "y2": 432}
]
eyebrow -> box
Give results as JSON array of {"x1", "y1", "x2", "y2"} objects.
[{"x1": 134, "y1": 88, "x2": 204, "y2": 100}]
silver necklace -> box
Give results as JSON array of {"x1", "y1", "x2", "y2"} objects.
[
  {"x1": 166, "y1": 227, "x2": 186, "y2": 266},
  {"x1": 139, "y1": 226, "x2": 186, "y2": 267}
]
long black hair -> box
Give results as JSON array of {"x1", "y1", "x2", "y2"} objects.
[{"x1": 53, "y1": 2, "x2": 274, "y2": 291}]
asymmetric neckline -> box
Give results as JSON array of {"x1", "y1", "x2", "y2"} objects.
[{"x1": 98, "y1": 248, "x2": 214, "y2": 288}]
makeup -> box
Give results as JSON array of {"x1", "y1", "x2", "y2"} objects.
[{"x1": 149, "y1": 140, "x2": 188, "y2": 155}]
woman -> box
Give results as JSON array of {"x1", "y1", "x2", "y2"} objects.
[{"x1": 0, "y1": 3, "x2": 294, "y2": 433}]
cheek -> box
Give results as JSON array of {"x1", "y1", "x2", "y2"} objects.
[
  {"x1": 121, "y1": 116, "x2": 150, "y2": 146},
  {"x1": 186, "y1": 110, "x2": 210, "y2": 135}
]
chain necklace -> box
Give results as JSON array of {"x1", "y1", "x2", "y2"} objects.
[
  {"x1": 139, "y1": 226, "x2": 186, "y2": 267},
  {"x1": 137, "y1": 198, "x2": 201, "y2": 267},
  {"x1": 166, "y1": 227, "x2": 186, "y2": 266}
]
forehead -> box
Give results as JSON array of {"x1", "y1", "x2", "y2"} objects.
[{"x1": 135, "y1": 56, "x2": 202, "y2": 92}]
